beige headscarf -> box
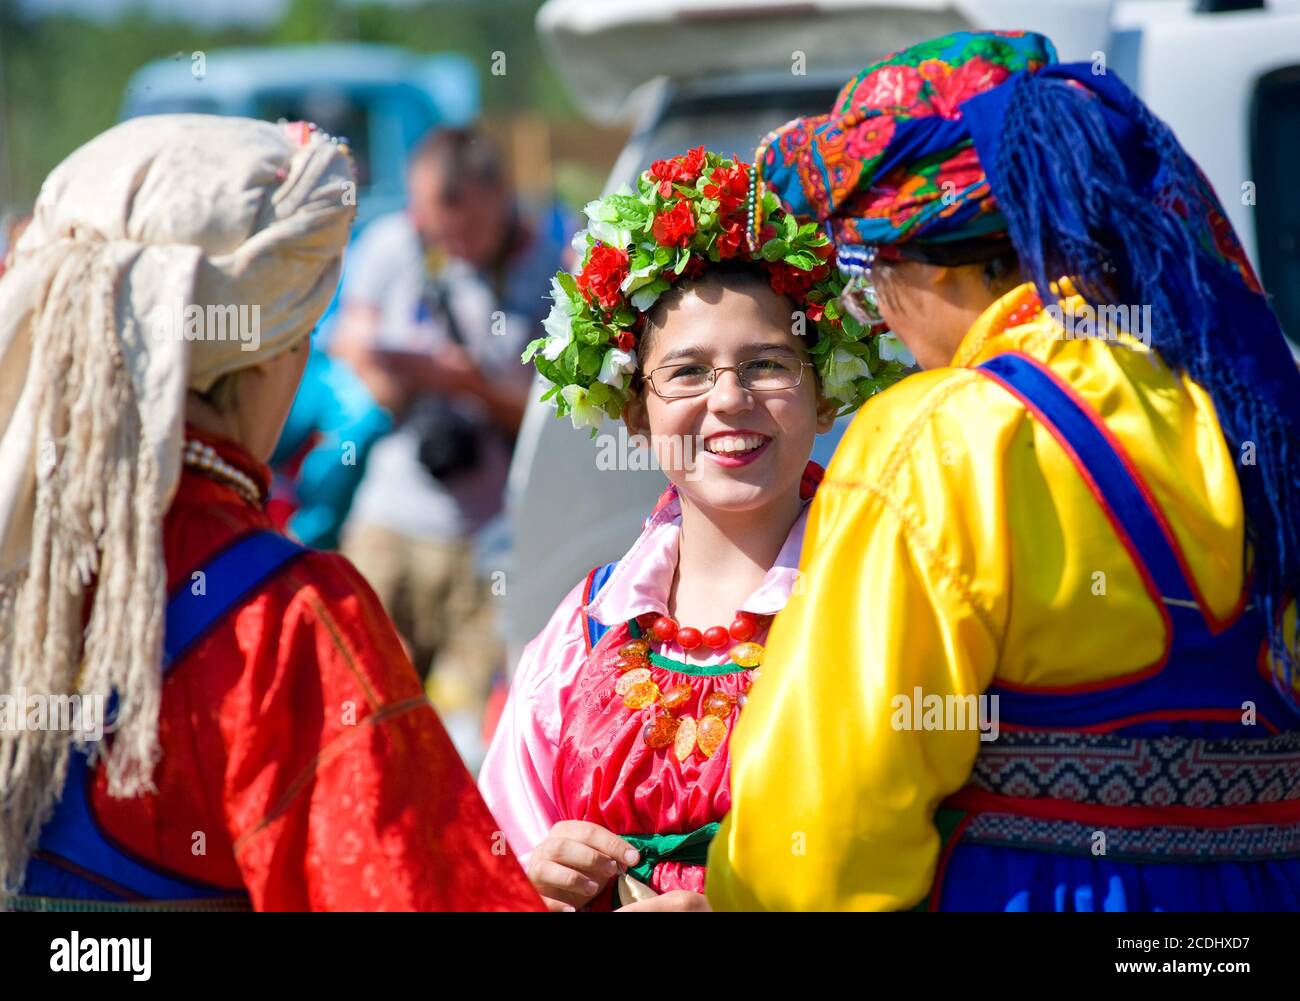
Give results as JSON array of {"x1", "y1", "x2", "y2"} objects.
[{"x1": 0, "y1": 114, "x2": 355, "y2": 894}]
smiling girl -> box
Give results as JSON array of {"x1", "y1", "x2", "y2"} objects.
[{"x1": 478, "y1": 149, "x2": 908, "y2": 911}]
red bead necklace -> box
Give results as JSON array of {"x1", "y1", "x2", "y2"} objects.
[
  {"x1": 642, "y1": 609, "x2": 758, "y2": 651},
  {"x1": 1003, "y1": 288, "x2": 1043, "y2": 329}
]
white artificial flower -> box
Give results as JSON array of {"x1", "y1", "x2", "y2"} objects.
[
  {"x1": 823, "y1": 347, "x2": 872, "y2": 402},
  {"x1": 549, "y1": 275, "x2": 576, "y2": 308},
  {"x1": 876, "y1": 332, "x2": 915, "y2": 367},
  {"x1": 541, "y1": 333, "x2": 570, "y2": 362},
  {"x1": 561, "y1": 384, "x2": 604, "y2": 431},
  {"x1": 540, "y1": 306, "x2": 572, "y2": 361},
  {"x1": 588, "y1": 219, "x2": 633, "y2": 249},
  {"x1": 598, "y1": 346, "x2": 636, "y2": 388}
]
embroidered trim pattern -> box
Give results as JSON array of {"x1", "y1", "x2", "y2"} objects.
[
  {"x1": 968, "y1": 729, "x2": 1300, "y2": 807},
  {"x1": 962, "y1": 810, "x2": 1300, "y2": 862}
]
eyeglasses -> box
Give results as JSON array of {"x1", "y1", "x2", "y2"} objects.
[
  {"x1": 841, "y1": 274, "x2": 885, "y2": 327},
  {"x1": 643, "y1": 356, "x2": 813, "y2": 399},
  {"x1": 836, "y1": 244, "x2": 891, "y2": 330}
]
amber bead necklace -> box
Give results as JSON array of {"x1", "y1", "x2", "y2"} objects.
[{"x1": 608, "y1": 608, "x2": 767, "y2": 763}]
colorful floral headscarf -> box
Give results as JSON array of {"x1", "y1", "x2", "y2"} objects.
[{"x1": 752, "y1": 30, "x2": 1055, "y2": 263}]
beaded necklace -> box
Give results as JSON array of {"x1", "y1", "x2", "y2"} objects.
[
  {"x1": 608, "y1": 611, "x2": 767, "y2": 763},
  {"x1": 607, "y1": 469, "x2": 821, "y2": 762},
  {"x1": 182, "y1": 438, "x2": 263, "y2": 506}
]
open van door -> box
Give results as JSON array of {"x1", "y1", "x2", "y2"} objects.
[{"x1": 1117, "y1": 3, "x2": 1300, "y2": 345}]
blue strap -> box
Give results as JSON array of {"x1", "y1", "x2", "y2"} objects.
[
  {"x1": 163, "y1": 530, "x2": 307, "y2": 670},
  {"x1": 584, "y1": 561, "x2": 620, "y2": 650},
  {"x1": 26, "y1": 530, "x2": 306, "y2": 902},
  {"x1": 30, "y1": 752, "x2": 239, "y2": 902},
  {"x1": 975, "y1": 354, "x2": 1196, "y2": 605}
]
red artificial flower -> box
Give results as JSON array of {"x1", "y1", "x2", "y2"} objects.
[
  {"x1": 616, "y1": 329, "x2": 637, "y2": 351},
  {"x1": 649, "y1": 146, "x2": 708, "y2": 197},
  {"x1": 576, "y1": 245, "x2": 630, "y2": 311},
  {"x1": 716, "y1": 219, "x2": 746, "y2": 259},
  {"x1": 704, "y1": 163, "x2": 750, "y2": 215},
  {"x1": 652, "y1": 200, "x2": 697, "y2": 248},
  {"x1": 765, "y1": 261, "x2": 820, "y2": 299},
  {"x1": 804, "y1": 302, "x2": 826, "y2": 322},
  {"x1": 680, "y1": 254, "x2": 708, "y2": 281},
  {"x1": 680, "y1": 146, "x2": 707, "y2": 180}
]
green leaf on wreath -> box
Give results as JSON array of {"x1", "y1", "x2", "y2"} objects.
[
  {"x1": 578, "y1": 345, "x2": 603, "y2": 377},
  {"x1": 560, "y1": 341, "x2": 580, "y2": 379},
  {"x1": 521, "y1": 337, "x2": 546, "y2": 363}
]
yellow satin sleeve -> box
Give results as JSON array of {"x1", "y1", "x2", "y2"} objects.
[{"x1": 706, "y1": 283, "x2": 1247, "y2": 911}]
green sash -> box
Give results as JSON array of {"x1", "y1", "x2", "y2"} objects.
[{"x1": 622, "y1": 822, "x2": 720, "y2": 886}]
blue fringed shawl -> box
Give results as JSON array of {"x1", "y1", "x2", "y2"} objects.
[{"x1": 961, "y1": 65, "x2": 1300, "y2": 701}]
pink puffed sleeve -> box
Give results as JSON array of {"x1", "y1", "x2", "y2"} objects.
[{"x1": 479, "y1": 578, "x2": 589, "y2": 863}]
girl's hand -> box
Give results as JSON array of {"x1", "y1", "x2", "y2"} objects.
[
  {"x1": 617, "y1": 890, "x2": 712, "y2": 912},
  {"x1": 527, "y1": 821, "x2": 640, "y2": 912}
]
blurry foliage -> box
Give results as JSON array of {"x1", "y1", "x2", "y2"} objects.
[
  {"x1": 0, "y1": 0, "x2": 580, "y2": 209},
  {"x1": 0, "y1": 6, "x2": 257, "y2": 207}
]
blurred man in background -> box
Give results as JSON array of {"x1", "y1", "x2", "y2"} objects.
[{"x1": 331, "y1": 127, "x2": 566, "y2": 765}]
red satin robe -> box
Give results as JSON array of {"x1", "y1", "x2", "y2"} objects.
[{"x1": 90, "y1": 426, "x2": 543, "y2": 912}]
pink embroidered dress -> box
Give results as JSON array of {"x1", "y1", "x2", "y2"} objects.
[{"x1": 480, "y1": 472, "x2": 817, "y2": 904}]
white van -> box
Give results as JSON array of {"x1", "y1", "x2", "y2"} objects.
[{"x1": 503, "y1": 0, "x2": 1300, "y2": 665}]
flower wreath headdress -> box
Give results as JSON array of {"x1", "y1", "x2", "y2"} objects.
[{"x1": 523, "y1": 147, "x2": 911, "y2": 432}]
